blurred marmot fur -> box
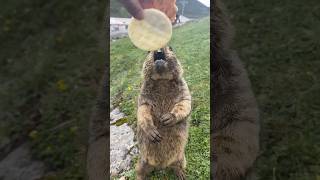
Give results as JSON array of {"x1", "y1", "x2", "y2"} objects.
[
  {"x1": 212, "y1": 0, "x2": 260, "y2": 179},
  {"x1": 136, "y1": 46, "x2": 191, "y2": 180}
]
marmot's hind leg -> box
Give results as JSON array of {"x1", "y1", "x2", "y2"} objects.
[
  {"x1": 136, "y1": 158, "x2": 154, "y2": 180},
  {"x1": 170, "y1": 155, "x2": 186, "y2": 180}
]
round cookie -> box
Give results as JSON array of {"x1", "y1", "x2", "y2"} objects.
[{"x1": 128, "y1": 8, "x2": 172, "y2": 51}]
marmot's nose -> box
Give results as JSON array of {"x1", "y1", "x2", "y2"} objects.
[{"x1": 155, "y1": 59, "x2": 166, "y2": 73}]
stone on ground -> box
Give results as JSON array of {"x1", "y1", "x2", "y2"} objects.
[{"x1": 110, "y1": 108, "x2": 138, "y2": 177}]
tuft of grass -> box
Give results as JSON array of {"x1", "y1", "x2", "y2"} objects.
[
  {"x1": 110, "y1": 17, "x2": 210, "y2": 179},
  {"x1": 224, "y1": 0, "x2": 320, "y2": 179}
]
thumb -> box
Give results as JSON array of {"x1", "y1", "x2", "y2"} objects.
[{"x1": 119, "y1": 0, "x2": 144, "y2": 20}]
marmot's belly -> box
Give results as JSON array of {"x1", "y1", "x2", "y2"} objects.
[{"x1": 139, "y1": 125, "x2": 188, "y2": 168}]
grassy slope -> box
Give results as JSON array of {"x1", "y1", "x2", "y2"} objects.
[
  {"x1": 224, "y1": 0, "x2": 320, "y2": 179},
  {"x1": 0, "y1": 0, "x2": 105, "y2": 179},
  {"x1": 110, "y1": 18, "x2": 210, "y2": 179}
]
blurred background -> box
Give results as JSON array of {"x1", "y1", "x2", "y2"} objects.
[
  {"x1": 224, "y1": 0, "x2": 320, "y2": 179},
  {"x1": 0, "y1": 0, "x2": 105, "y2": 179}
]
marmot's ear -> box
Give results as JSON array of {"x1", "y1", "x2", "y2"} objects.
[{"x1": 169, "y1": 46, "x2": 173, "y2": 51}]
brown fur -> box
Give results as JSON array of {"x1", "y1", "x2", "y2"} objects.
[
  {"x1": 86, "y1": 2, "x2": 108, "y2": 179},
  {"x1": 136, "y1": 46, "x2": 191, "y2": 180},
  {"x1": 87, "y1": 68, "x2": 108, "y2": 180},
  {"x1": 212, "y1": 0, "x2": 260, "y2": 179}
]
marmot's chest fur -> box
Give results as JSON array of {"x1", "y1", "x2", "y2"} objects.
[{"x1": 144, "y1": 79, "x2": 183, "y2": 126}]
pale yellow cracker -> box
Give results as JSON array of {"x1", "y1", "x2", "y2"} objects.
[{"x1": 128, "y1": 8, "x2": 172, "y2": 51}]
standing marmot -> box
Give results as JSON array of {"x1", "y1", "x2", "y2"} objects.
[
  {"x1": 136, "y1": 46, "x2": 191, "y2": 180},
  {"x1": 212, "y1": 0, "x2": 260, "y2": 179}
]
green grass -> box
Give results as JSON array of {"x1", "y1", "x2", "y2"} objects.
[
  {"x1": 110, "y1": 18, "x2": 210, "y2": 179},
  {"x1": 0, "y1": 0, "x2": 105, "y2": 179},
  {"x1": 224, "y1": 0, "x2": 320, "y2": 179}
]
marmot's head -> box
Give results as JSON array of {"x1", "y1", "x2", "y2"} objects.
[{"x1": 142, "y1": 46, "x2": 183, "y2": 80}]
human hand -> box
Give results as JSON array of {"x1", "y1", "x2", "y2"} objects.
[
  {"x1": 118, "y1": 0, "x2": 144, "y2": 20},
  {"x1": 139, "y1": 0, "x2": 177, "y2": 22},
  {"x1": 119, "y1": 0, "x2": 177, "y2": 22}
]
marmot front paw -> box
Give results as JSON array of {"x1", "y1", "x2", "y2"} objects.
[
  {"x1": 160, "y1": 113, "x2": 177, "y2": 127},
  {"x1": 145, "y1": 126, "x2": 162, "y2": 143}
]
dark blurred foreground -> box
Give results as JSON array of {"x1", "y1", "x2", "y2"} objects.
[
  {"x1": 0, "y1": 0, "x2": 106, "y2": 179},
  {"x1": 225, "y1": 0, "x2": 320, "y2": 179}
]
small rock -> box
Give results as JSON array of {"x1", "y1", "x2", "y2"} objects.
[{"x1": 110, "y1": 108, "x2": 125, "y2": 122}]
